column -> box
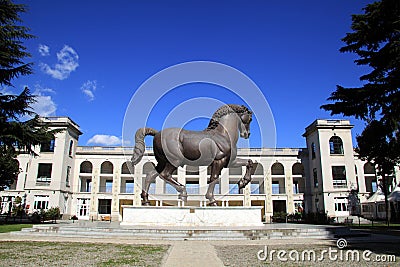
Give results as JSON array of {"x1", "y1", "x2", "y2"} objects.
[
  {"x1": 133, "y1": 163, "x2": 143, "y2": 206},
  {"x1": 220, "y1": 169, "x2": 229, "y2": 195},
  {"x1": 243, "y1": 166, "x2": 251, "y2": 207},
  {"x1": 178, "y1": 167, "x2": 185, "y2": 185},
  {"x1": 285, "y1": 163, "x2": 295, "y2": 214},
  {"x1": 111, "y1": 167, "x2": 120, "y2": 221},
  {"x1": 90, "y1": 167, "x2": 99, "y2": 220},
  {"x1": 264, "y1": 169, "x2": 273, "y2": 219},
  {"x1": 199, "y1": 166, "x2": 208, "y2": 195},
  {"x1": 155, "y1": 177, "x2": 164, "y2": 194}
]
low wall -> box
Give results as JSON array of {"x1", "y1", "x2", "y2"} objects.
[{"x1": 121, "y1": 206, "x2": 263, "y2": 226}]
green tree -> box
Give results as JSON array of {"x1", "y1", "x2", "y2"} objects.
[
  {"x1": 355, "y1": 120, "x2": 399, "y2": 224},
  {"x1": 321, "y1": 0, "x2": 400, "y2": 224},
  {"x1": 0, "y1": 0, "x2": 56, "y2": 190},
  {"x1": 0, "y1": 0, "x2": 34, "y2": 85}
]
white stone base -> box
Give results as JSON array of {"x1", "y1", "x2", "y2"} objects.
[{"x1": 121, "y1": 206, "x2": 263, "y2": 226}]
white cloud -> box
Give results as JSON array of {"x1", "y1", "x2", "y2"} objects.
[
  {"x1": 87, "y1": 135, "x2": 122, "y2": 146},
  {"x1": 31, "y1": 95, "x2": 57, "y2": 117},
  {"x1": 40, "y1": 45, "x2": 79, "y2": 80},
  {"x1": 31, "y1": 86, "x2": 57, "y2": 117},
  {"x1": 122, "y1": 139, "x2": 131, "y2": 146},
  {"x1": 38, "y1": 44, "x2": 50, "y2": 56},
  {"x1": 5, "y1": 85, "x2": 57, "y2": 120},
  {"x1": 0, "y1": 87, "x2": 13, "y2": 95},
  {"x1": 81, "y1": 80, "x2": 97, "y2": 101},
  {"x1": 32, "y1": 85, "x2": 55, "y2": 94}
]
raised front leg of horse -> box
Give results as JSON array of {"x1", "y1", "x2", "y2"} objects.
[
  {"x1": 238, "y1": 160, "x2": 254, "y2": 189},
  {"x1": 205, "y1": 159, "x2": 226, "y2": 206},
  {"x1": 228, "y1": 158, "x2": 254, "y2": 189}
]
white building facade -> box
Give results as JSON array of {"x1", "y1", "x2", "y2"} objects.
[{"x1": 1, "y1": 117, "x2": 399, "y2": 222}]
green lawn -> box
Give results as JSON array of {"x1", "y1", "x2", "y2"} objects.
[
  {"x1": 0, "y1": 241, "x2": 169, "y2": 267},
  {"x1": 0, "y1": 224, "x2": 33, "y2": 233}
]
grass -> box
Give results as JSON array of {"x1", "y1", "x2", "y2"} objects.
[
  {"x1": 0, "y1": 241, "x2": 169, "y2": 267},
  {"x1": 0, "y1": 224, "x2": 33, "y2": 233},
  {"x1": 350, "y1": 223, "x2": 400, "y2": 228},
  {"x1": 350, "y1": 223, "x2": 400, "y2": 235}
]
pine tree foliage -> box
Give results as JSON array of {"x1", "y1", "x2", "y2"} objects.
[
  {"x1": 322, "y1": 0, "x2": 399, "y2": 225},
  {"x1": 0, "y1": 0, "x2": 56, "y2": 190},
  {"x1": 322, "y1": 0, "x2": 400, "y2": 164},
  {"x1": 321, "y1": 0, "x2": 399, "y2": 127},
  {"x1": 0, "y1": 0, "x2": 34, "y2": 86}
]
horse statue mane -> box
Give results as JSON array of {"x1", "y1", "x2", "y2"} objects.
[{"x1": 206, "y1": 104, "x2": 252, "y2": 130}]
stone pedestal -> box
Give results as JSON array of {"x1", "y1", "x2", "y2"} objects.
[{"x1": 121, "y1": 206, "x2": 263, "y2": 226}]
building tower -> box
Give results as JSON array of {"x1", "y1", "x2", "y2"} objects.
[
  {"x1": 14, "y1": 117, "x2": 82, "y2": 218},
  {"x1": 303, "y1": 119, "x2": 357, "y2": 219}
]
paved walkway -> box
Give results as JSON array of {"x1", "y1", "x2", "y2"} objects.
[{"x1": 163, "y1": 241, "x2": 224, "y2": 267}]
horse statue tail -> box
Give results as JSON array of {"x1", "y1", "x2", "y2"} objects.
[{"x1": 131, "y1": 127, "x2": 158, "y2": 165}]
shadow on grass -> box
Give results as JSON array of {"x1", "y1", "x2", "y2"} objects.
[{"x1": 324, "y1": 225, "x2": 400, "y2": 258}]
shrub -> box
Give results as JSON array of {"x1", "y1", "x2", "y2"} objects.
[
  {"x1": 46, "y1": 207, "x2": 61, "y2": 220},
  {"x1": 36, "y1": 207, "x2": 61, "y2": 222},
  {"x1": 303, "y1": 211, "x2": 333, "y2": 225},
  {"x1": 272, "y1": 212, "x2": 288, "y2": 223}
]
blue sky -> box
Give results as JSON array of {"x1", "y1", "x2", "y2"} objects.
[{"x1": 8, "y1": 0, "x2": 372, "y2": 148}]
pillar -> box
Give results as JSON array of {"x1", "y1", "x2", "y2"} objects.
[
  {"x1": 285, "y1": 163, "x2": 295, "y2": 214},
  {"x1": 133, "y1": 164, "x2": 143, "y2": 206},
  {"x1": 90, "y1": 167, "x2": 99, "y2": 219},
  {"x1": 111, "y1": 168, "x2": 120, "y2": 221}
]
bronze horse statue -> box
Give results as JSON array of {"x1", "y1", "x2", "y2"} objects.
[{"x1": 131, "y1": 104, "x2": 254, "y2": 206}]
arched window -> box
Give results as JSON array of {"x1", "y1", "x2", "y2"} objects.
[
  {"x1": 121, "y1": 162, "x2": 133, "y2": 174},
  {"x1": 80, "y1": 161, "x2": 93, "y2": 173},
  {"x1": 292, "y1": 163, "x2": 304, "y2": 176},
  {"x1": 101, "y1": 161, "x2": 113, "y2": 174},
  {"x1": 142, "y1": 162, "x2": 155, "y2": 174},
  {"x1": 292, "y1": 163, "x2": 305, "y2": 194},
  {"x1": 329, "y1": 136, "x2": 343, "y2": 154},
  {"x1": 253, "y1": 163, "x2": 264, "y2": 175},
  {"x1": 68, "y1": 140, "x2": 74, "y2": 157},
  {"x1": 271, "y1": 162, "x2": 284, "y2": 175}
]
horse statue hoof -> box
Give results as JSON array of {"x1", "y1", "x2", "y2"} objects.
[
  {"x1": 208, "y1": 200, "x2": 218, "y2": 206},
  {"x1": 178, "y1": 193, "x2": 188, "y2": 202},
  {"x1": 237, "y1": 180, "x2": 245, "y2": 189}
]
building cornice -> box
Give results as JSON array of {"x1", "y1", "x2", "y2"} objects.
[{"x1": 303, "y1": 119, "x2": 354, "y2": 137}]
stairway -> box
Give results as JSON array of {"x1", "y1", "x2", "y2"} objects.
[{"x1": 12, "y1": 222, "x2": 352, "y2": 241}]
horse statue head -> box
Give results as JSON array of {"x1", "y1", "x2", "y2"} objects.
[{"x1": 206, "y1": 104, "x2": 253, "y2": 139}]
